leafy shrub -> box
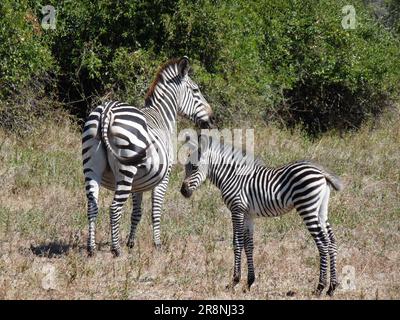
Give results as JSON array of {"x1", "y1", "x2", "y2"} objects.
[
  {"x1": 385, "y1": 0, "x2": 400, "y2": 36},
  {"x1": 36, "y1": 0, "x2": 181, "y2": 118},
  {"x1": 0, "y1": 0, "x2": 56, "y2": 132},
  {"x1": 0, "y1": 79, "x2": 64, "y2": 134},
  {"x1": 258, "y1": 0, "x2": 400, "y2": 134},
  {"x1": 0, "y1": 0, "x2": 53, "y2": 96},
  {"x1": 108, "y1": 48, "x2": 164, "y2": 105},
  {"x1": 0, "y1": 0, "x2": 399, "y2": 135}
]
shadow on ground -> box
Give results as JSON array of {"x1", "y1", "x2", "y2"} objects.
[
  {"x1": 30, "y1": 242, "x2": 75, "y2": 258},
  {"x1": 18, "y1": 241, "x2": 111, "y2": 258}
]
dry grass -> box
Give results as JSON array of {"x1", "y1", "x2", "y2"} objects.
[{"x1": 0, "y1": 109, "x2": 399, "y2": 300}]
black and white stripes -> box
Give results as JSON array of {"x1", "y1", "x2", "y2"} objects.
[
  {"x1": 82, "y1": 57, "x2": 215, "y2": 256},
  {"x1": 181, "y1": 135, "x2": 343, "y2": 295}
]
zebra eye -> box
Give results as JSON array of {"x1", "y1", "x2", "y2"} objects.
[{"x1": 192, "y1": 88, "x2": 199, "y2": 93}]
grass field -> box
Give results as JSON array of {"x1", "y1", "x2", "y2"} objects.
[{"x1": 0, "y1": 108, "x2": 399, "y2": 300}]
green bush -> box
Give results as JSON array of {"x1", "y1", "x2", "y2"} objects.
[
  {"x1": 0, "y1": 0, "x2": 399, "y2": 134},
  {"x1": 0, "y1": 0, "x2": 56, "y2": 132},
  {"x1": 0, "y1": 0, "x2": 53, "y2": 96},
  {"x1": 37, "y1": 0, "x2": 181, "y2": 118},
  {"x1": 257, "y1": 0, "x2": 400, "y2": 134},
  {"x1": 108, "y1": 48, "x2": 165, "y2": 105},
  {"x1": 386, "y1": 0, "x2": 400, "y2": 36}
]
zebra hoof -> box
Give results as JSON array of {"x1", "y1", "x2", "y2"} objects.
[
  {"x1": 126, "y1": 240, "x2": 135, "y2": 249},
  {"x1": 247, "y1": 276, "x2": 255, "y2": 290},
  {"x1": 313, "y1": 283, "x2": 326, "y2": 296},
  {"x1": 111, "y1": 248, "x2": 121, "y2": 257},
  {"x1": 225, "y1": 283, "x2": 236, "y2": 290},
  {"x1": 87, "y1": 247, "x2": 96, "y2": 257},
  {"x1": 327, "y1": 283, "x2": 338, "y2": 297},
  {"x1": 226, "y1": 276, "x2": 240, "y2": 290},
  {"x1": 154, "y1": 243, "x2": 162, "y2": 251},
  {"x1": 286, "y1": 290, "x2": 296, "y2": 297}
]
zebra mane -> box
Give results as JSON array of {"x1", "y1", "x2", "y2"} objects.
[
  {"x1": 144, "y1": 58, "x2": 181, "y2": 106},
  {"x1": 207, "y1": 136, "x2": 265, "y2": 168}
]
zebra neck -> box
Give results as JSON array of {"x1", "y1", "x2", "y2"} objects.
[
  {"x1": 207, "y1": 144, "x2": 258, "y2": 190},
  {"x1": 208, "y1": 163, "x2": 231, "y2": 190},
  {"x1": 207, "y1": 152, "x2": 236, "y2": 190},
  {"x1": 144, "y1": 69, "x2": 182, "y2": 132},
  {"x1": 146, "y1": 97, "x2": 178, "y2": 133}
]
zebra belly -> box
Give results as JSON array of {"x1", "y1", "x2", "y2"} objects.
[
  {"x1": 248, "y1": 194, "x2": 294, "y2": 218},
  {"x1": 100, "y1": 142, "x2": 169, "y2": 193},
  {"x1": 131, "y1": 161, "x2": 168, "y2": 192},
  {"x1": 100, "y1": 161, "x2": 169, "y2": 192},
  {"x1": 131, "y1": 131, "x2": 171, "y2": 192},
  {"x1": 101, "y1": 165, "x2": 168, "y2": 192}
]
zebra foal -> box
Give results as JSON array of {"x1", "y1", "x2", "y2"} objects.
[{"x1": 180, "y1": 135, "x2": 344, "y2": 296}]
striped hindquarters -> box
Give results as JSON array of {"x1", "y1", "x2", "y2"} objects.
[
  {"x1": 82, "y1": 104, "x2": 105, "y2": 167},
  {"x1": 250, "y1": 160, "x2": 342, "y2": 217},
  {"x1": 275, "y1": 161, "x2": 328, "y2": 207},
  {"x1": 101, "y1": 101, "x2": 151, "y2": 166}
]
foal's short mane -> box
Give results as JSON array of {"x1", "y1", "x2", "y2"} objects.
[
  {"x1": 207, "y1": 137, "x2": 265, "y2": 168},
  {"x1": 144, "y1": 58, "x2": 180, "y2": 105}
]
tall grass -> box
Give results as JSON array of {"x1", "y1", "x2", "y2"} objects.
[{"x1": 0, "y1": 107, "x2": 399, "y2": 299}]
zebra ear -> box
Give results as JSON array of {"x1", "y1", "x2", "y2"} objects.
[
  {"x1": 184, "y1": 134, "x2": 197, "y2": 154},
  {"x1": 187, "y1": 141, "x2": 197, "y2": 151},
  {"x1": 178, "y1": 56, "x2": 190, "y2": 77},
  {"x1": 198, "y1": 134, "x2": 208, "y2": 156},
  {"x1": 186, "y1": 141, "x2": 198, "y2": 165}
]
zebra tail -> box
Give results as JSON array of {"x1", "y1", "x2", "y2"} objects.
[
  {"x1": 100, "y1": 106, "x2": 150, "y2": 166},
  {"x1": 305, "y1": 160, "x2": 344, "y2": 192},
  {"x1": 323, "y1": 171, "x2": 344, "y2": 192},
  {"x1": 315, "y1": 163, "x2": 344, "y2": 192}
]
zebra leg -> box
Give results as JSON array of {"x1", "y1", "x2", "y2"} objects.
[
  {"x1": 299, "y1": 210, "x2": 329, "y2": 295},
  {"x1": 314, "y1": 231, "x2": 329, "y2": 295},
  {"x1": 110, "y1": 167, "x2": 136, "y2": 257},
  {"x1": 151, "y1": 168, "x2": 171, "y2": 249},
  {"x1": 317, "y1": 185, "x2": 338, "y2": 296},
  {"x1": 228, "y1": 208, "x2": 245, "y2": 288},
  {"x1": 244, "y1": 215, "x2": 255, "y2": 289},
  {"x1": 82, "y1": 115, "x2": 107, "y2": 257},
  {"x1": 85, "y1": 175, "x2": 102, "y2": 257},
  {"x1": 317, "y1": 186, "x2": 339, "y2": 296},
  {"x1": 127, "y1": 192, "x2": 143, "y2": 248},
  {"x1": 326, "y1": 222, "x2": 338, "y2": 296}
]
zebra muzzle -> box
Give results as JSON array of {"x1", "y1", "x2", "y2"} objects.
[
  {"x1": 180, "y1": 182, "x2": 193, "y2": 198},
  {"x1": 199, "y1": 118, "x2": 216, "y2": 129}
]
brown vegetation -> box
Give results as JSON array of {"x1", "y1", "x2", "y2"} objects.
[{"x1": 0, "y1": 108, "x2": 399, "y2": 299}]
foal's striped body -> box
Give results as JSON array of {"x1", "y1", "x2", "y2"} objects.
[{"x1": 181, "y1": 136, "x2": 343, "y2": 295}]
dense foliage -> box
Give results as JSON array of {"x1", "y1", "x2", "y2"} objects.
[{"x1": 0, "y1": 0, "x2": 399, "y2": 134}]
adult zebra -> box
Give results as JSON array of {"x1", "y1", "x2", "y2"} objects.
[
  {"x1": 180, "y1": 135, "x2": 343, "y2": 296},
  {"x1": 82, "y1": 57, "x2": 215, "y2": 257}
]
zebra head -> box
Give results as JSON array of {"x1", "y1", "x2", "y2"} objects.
[
  {"x1": 176, "y1": 57, "x2": 216, "y2": 129},
  {"x1": 180, "y1": 134, "x2": 210, "y2": 198}
]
